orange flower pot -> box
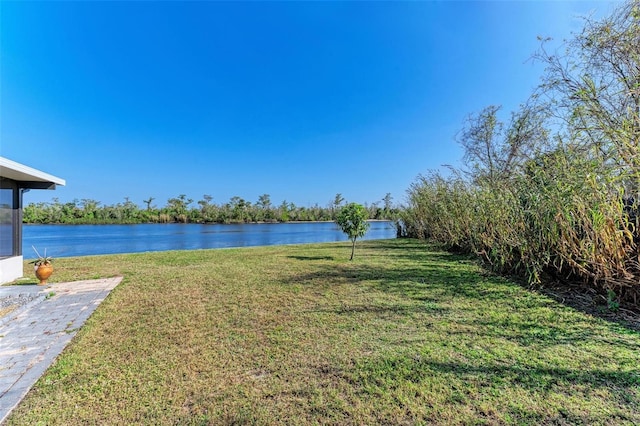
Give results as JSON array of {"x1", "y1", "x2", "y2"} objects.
[{"x1": 35, "y1": 264, "x2": 54, "y2": 286}]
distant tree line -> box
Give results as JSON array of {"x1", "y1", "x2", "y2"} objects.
[
  {"x1": 23, "y1": 193, "x2": 397, "y2": 225},
  {"x1": 400, "y1": 1, "x2": 640, "y2": 304}
]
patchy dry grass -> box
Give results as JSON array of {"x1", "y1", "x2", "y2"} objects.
[
  {"x1": 6, "y1": 239, "x2": 640, "y2": 425},
  {"x1": 0, "y1": 305, "x2": 17, "y2": 319}
]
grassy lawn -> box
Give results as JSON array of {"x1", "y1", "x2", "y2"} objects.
[{"x1": 6, "y1": 239, "x2": 640, "y2": 425}]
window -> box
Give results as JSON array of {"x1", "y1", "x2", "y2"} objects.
[{"x1": 0, "y1": 186, "x2": 17, "y2": 258}]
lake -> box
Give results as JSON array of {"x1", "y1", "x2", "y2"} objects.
[{"x1": 23, "y1": 221, "x2": 396, "y2": 258}]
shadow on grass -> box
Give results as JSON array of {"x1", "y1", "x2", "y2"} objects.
[
  {"x1": 287, "y1": 255, "x2": 335, "y2": 261},
  {"x1": 373, "y1": 240, "x2": 640, "y2": 332},
  {"x1": 283, "y1": 239, "x2": 640, "y2": 347},
  {"x1": 283, "y1": 259, "x2": 505, "y2": 303},
  {"x1": 314, "y1": 301, "x2": 448, "y2": 317},
  {"x1": 354, "y1": 355, "x2": 640, "y2": 396},
  {"x1": 453, "y1": 315, "x2": 640, "y2": 352}
]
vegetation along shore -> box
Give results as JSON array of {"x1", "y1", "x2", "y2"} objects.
[{"x1": 23, "y1": 193, "x2": 397, "y2": 225}]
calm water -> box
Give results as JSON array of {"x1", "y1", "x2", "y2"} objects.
[{"x1": 23, "y1": 221, "x2": 396, "y2": 258}]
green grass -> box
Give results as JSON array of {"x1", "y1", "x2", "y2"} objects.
[{"x1": 7, "y1": 239, "x2": 640, "y2": 425}]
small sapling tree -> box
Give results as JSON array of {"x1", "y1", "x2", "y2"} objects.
[{"x1": 335, "y1": 202, "x2": 370, "y2": 260}]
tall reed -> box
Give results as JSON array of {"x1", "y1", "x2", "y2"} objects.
[{"x1": 403, "y1": 1, "x2": 640, "y2": 302}]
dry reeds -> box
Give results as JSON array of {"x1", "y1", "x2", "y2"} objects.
[{"x1": 403, "y1": 1, "x2": 640, "y2": 303}]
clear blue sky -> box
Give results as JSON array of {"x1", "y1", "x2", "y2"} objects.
[{"x1": 1, "y1": 1, "x2": 618, "y2": 209}]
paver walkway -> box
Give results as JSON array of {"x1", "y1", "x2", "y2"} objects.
[{"x1": 0, "y1": 277, "x2": 122, "y2": 424}]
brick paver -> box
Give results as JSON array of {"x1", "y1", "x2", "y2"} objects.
[{"x1": 0, "y1": 277, "x2": 122, "y2": 424}]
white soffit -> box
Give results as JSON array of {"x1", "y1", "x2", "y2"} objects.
[{"x1": 0, "y1": 157, "x2": 66, "y2": 186}]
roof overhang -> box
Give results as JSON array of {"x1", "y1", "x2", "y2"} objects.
[{"x1": 0, "y1": 157, "x2": 66, "y2": 190}]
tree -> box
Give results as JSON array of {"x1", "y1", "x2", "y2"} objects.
[
  {"x1": 335, "y1": 203, "x2": 370, "y2": 260},
  {"x1": 382, "y1": 193, "x2": 394, "y2": 218},
  {"x1": 257, "y1": 194, "x2": 272, "y2": 210},
  {"x1": 80, "y1": 199, "x2": 100, "y2": 221},
  {"x1": 229, "y1": 196, "x2": 250, "y2": 222},
  {"x1": 198, "y1": 195, "x2": 216, "y2": 223},
  {"x1": 382, "y1": 193, "x2": 393, "y2": 211},
  {"x1": 166, "y1": 194, "x2": 193, "y2": 223},
  {"x1": 257, "y1": 193, "x2": 273, "y2": 221},
  {"x1": 143, "y1": 197, "x2": 155, "y2": 211},
  {"x1": 533, "y1": 1, "x2": 640, "y2": 190},
  {"x1": 457, "y1": 104, "x2": 546, "y2": 186},
  {"x1": 331, "y1": 193, "x2": 345, "y2": 219},
  {"x1": 277, "y1": 200, "x2": 293, "y2": 222}
]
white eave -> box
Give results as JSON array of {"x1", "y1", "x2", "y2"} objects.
[{"x1": 0, "y1": 156, "x2": 66, "y2": 190}]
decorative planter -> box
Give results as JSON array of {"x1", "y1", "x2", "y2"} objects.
[{"x1": 35, "y1": 264, "x2": 54, "y2": 286}]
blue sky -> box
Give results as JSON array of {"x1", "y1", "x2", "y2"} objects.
[{"x1": 1, "y1": 1, "x2": 618, "y2": 209}]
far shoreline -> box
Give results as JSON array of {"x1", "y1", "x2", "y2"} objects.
[{"x1": 24, "y1": 219, "x2": 395, "y2": 226}]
